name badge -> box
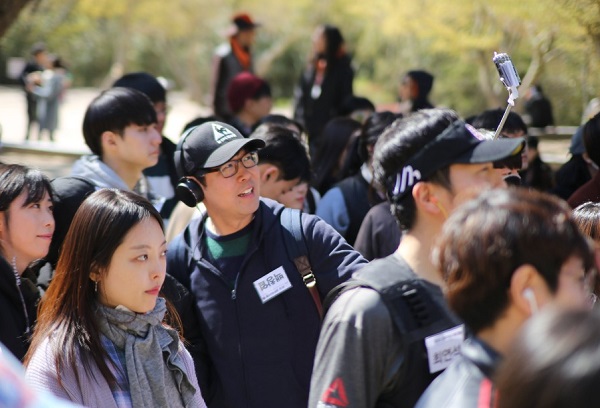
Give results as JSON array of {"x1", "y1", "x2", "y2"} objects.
[
  {"x1": 424, "y1": 324, "x2": 464, "y2": 374},
  {"x1": 253, "y1": 266, "x2": 293, "y2": 303}
]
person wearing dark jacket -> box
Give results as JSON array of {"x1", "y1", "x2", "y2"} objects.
[
  {"x1": 0, "y1": 164, "x2": 54, "y2": 361},
  {"x1": 167, "y1": 121, "x2": 367, "y2": 408},
  {"x1": 212, "y1": 13, "x2": 260, "y2": 121},
  {"x1": 316, "y1": 112, "x2": 397, "y2": 246},
  {"x1": 397, "y1": 70, "x2": 435, "y2": 115},
  {"x1": 293, "y1": 24, "x2": 354, "y2": 158},
  {"x1": 416, "y1": 188, "x2": 594, "y2": 408}
]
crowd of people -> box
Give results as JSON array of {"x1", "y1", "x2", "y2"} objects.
[{"x1": 5, "y1": 11, "x2": 600, "y2": 408}]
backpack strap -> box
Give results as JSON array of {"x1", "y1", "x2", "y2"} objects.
[
  {"x1": 324, "y1": 257, "x2": 450, "y2": 340},
  {"x1": 280, "y1": 207, "x2": 323, "y2": 319}
]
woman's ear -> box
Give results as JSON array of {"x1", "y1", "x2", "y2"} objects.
[{"x1": 89, "y1": 271, "x2": 100, "y2": 283}]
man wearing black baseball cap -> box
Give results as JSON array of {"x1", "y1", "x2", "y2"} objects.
[
  {"x1": 167, "y1": 121, "x2": 367, "y2": 408},
  {"x1": 212, "y1": 12, "x2": 261, "y2": 121},
  {"x1": 309, "y1": 108, "x2": 525, "y2": 408}
]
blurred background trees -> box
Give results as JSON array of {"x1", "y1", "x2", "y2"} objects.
[{"x1": 1, "y1": 0, "x2": 600, "y2": 124}]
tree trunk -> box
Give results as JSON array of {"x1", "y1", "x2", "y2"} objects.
[{"x1": 0, "y1": 0, "x2": 34, "y2": 38}]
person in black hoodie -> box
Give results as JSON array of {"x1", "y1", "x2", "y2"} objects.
[
  {"x1": 397, "y1": 69, "x2": 435, "y2": 115},
  {"x1": 0, "y1": 164, "x2": 54, "y2": 360},
  {"x1": 293, "y1": 24, "x2": 354, "y2": 158}
]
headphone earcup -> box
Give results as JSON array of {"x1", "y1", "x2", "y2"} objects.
[{"x1": 176, "y1": 178, "x2": 204, "y2": 207}]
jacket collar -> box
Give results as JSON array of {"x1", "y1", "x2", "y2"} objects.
[{"x1": 461, "y1": 337, "x2": 502, "y2": 379}]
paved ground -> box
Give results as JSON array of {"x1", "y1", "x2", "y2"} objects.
[
  {"x1": 0, "y1": 85, "x2": 573, "y2": 178},
  {"x1": 0, "y1": 85, "x2": 210, "y2": 177}
]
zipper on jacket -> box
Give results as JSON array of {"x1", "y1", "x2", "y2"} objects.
[
  {"x1": 231, "y1": 289, "x2": 236, "y2": 300},
  {"x1": 12, "y1": 267, "x2": 31, "y2": 335}
]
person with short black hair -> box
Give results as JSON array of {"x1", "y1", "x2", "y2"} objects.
[
  {"x1": 167, "y1": 121, "x2": 366, "y2": 408},
  {"x1": 340, "y1": 95, "x2": 376, "y2": 124},
  {"x1": 71, "y1": 87, "x2": 163, "y2": 208},
  {"x1": 309, "y1": 108, "x2": 525, "y2": 408},
  {"x1": 113, "y1": 72, "x2": 180, "y2": 221},
  {"x1": 250, "y1": 124, "x2": 310, "y2": 200},
  {"x1": 416, "y1": 188, "x2": 594, "y2": 408}
]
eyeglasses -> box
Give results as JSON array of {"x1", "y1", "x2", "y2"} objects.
[{"x1": 202, "y1": 151, "x2": 259, "y2": 178}]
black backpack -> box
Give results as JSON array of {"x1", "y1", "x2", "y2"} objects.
[{"x1": 324, "y1": 256, "x2": 463, "y2": 408}]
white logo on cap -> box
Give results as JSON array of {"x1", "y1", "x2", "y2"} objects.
[
  {"x1": 212, "y1": 123, "x2": 237, "y2": 144},
  {"x1": 393, "y1": 165, "x2": 422, "y2": 196},
  {"x1": 465, "y1": 123, "x2": 485, "y2": 141}
]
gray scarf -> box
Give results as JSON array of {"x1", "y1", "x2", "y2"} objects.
[{"x1": 95, "y1": 298, "x2": 197, "y2": 407}]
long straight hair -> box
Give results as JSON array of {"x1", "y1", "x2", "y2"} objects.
[{"x1": 24, "y1": 189, "x2": 164, "y2": 385}]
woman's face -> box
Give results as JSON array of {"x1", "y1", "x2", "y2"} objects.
[
  {"x1": 0, "y1": 189, "x2": 54, "y2": 271},
  {"x1": 278, "y1": 182, "x2": 309, "y2": 210},
  {"x1": 97, "y1": 217, "x2": 167, "y2": 314},
  {"x1": 312, "y1": 27, "x2": 326, "y2": 55}
]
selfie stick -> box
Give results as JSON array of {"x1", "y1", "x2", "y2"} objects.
[{"x1": 492, "y1": 52, "x2": 521, "y2": 139}]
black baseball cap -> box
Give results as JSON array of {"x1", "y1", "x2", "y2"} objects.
[
  {"x1": 389, "y1": 120, "x2": 525, "y2": 201},
  {"x1": 175, "y1": 121, "x2": 265, "y2": 178}
]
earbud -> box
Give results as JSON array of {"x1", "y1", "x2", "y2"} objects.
[{"x1": 523, "y1": 288, "x2": 538, "y2": 313}]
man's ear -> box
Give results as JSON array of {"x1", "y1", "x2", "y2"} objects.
[
  {"x1": 509, "y1": 264, "x2": 549, "y2": 316},
  {"x1": 101, "y1": 130, "x2": 119, "y2": 150},
  {"x1": 261, "y1": 165, "x2": 279, "y2": 182},
  {"x1": 413, "y1": 182, "x2": 443, "y2": 216}
]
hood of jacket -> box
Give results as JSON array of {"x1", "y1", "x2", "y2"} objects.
[
  {"x1": 71, "y1": 155, "x2": 130, "y2": 190},
  {"x1": 71, "y1": 155, "x2": 153, "y2": 200}
]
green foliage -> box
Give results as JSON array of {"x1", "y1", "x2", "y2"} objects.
[{"x1": 2, "y1": 0, "x2": 600, "y2": 124}]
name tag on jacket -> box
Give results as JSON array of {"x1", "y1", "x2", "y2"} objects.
[
  {"x1": 424, "y1": 324, "x2": 465, "y2": 373},
  {"x1": 253, "y1": 266, "x2": 293, "y2": 303}
]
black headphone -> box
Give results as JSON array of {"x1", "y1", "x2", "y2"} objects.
[{"x1": 174, "y1": 126, "x2": 204, "y2": 207}]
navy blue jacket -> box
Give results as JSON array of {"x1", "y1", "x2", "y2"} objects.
[{"x1": 167, "y1": 198, "x2": 367, "y2": 408}]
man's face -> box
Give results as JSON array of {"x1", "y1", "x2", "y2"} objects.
[
  {"x1": 34, "y1": 51, "x2": 49, "y2": 67},
  {"x1": 201, "y1": 149, "x2": 261, "y2": 227},
  {"x1": 236, "y1": 29, "x2": 256, "y2": 48},
  {"x1": 112, "y1": 123, "x2": 162, "y2": 172},
  {"x1": 437, "y1": 162, "x2": 506, "y2": 214},
  {"x1": 552, "y1": 256, "x2": 594, "y2": 310}
]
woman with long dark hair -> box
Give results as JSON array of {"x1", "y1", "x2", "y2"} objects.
[
  {"x1": 25, "y1": 189, "x2": 205, "y2": 407},
  {"x1": 311, "y1": 117, "x2": 362, "y2": 196},
  {"x1": 293, "y1": 24, "x2": 354, "y2": 158},
  {"x1": 0, "y1": 164, "x2": 54, "y2": 361}
]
